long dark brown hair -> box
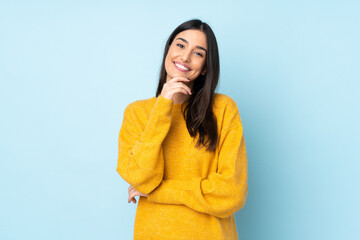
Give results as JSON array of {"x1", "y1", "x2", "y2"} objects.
[{"x1": 155, "y1": 19, "x2": 220, "y2": 152}]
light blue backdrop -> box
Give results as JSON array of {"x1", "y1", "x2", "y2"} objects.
[{"x1": 1, "y1": 1, "x2": 359, "y2": 239}]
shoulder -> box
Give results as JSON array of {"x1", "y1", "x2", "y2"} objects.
[
  {"x1": 123, "y1": 96, "x2": 157, "y2": 117},
  {"x1": 125, "y1": 96, "x2": 156, "y2": 108},
  {"x1": 213, "y1": 93, "x2": 242, "y2": 130},
  {"x1": 213, "y1": 93, "x2": 239, "y2": 113}
]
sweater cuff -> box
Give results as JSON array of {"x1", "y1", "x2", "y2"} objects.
[{"x1": 157, "y1": 95, "x2": 173, "y2": 105}]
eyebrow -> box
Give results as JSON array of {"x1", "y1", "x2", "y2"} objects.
[{"x1": 175, "y1": 37, "x2": 207, "y2": 53}]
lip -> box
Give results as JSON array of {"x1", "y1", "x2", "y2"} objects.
[{"x1": 173, "y1": 61, "x2": 191, "y2": 72}]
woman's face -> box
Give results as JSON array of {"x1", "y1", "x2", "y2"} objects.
[{"x1": 165, "y1": 29, "x2": 207, "y2": 83}]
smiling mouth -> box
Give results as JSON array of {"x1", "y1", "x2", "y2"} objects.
[{"x1": 173, "y1": 61, "x2": 191, "y2": 72}]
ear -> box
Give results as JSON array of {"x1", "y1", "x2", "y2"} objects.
[{"x1": 201, "y1": 67, "x2": 207, "y2": 75}]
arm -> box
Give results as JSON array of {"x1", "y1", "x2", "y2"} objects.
[
  {"x1": 116, "y1": 96, "x2": 173, "y2": 194},
  {"x1": 146, "y1": 101, "x2": 248, "y2": 219}
]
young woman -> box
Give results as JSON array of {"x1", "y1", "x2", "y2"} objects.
[{"x1": 116, "y1": 19, "x2": 248, "y2": 240}]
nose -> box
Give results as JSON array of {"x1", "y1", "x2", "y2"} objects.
[{"x1": 181, "y1": 49, "x2": 191, "y2": 62}]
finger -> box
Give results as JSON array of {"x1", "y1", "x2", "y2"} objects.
[
  {"x1": 168, "y1": 82, "x2": 191, "y2": 92},
  {"x1": 128, "y1": 189, "x2": 139, "y2": 203},
  {"x1": 179, "y1": 88, "x2": 191, "y2": 95},
  {"x1": 129, "y1": 194, "x2": 136, "y2": 203},
  {"x1": 129, "y1": 188, "x2": 136, "y2": 195},
  {"x1": 170, "y1": 82, "x2": 192, "y2": 94},
  {"x1": 128, "y1": 191, "x2": 136, "y2": 203},
  {"x1": 168, "y1": 77, "x2": 190, "y2": 83},
  {"x1": 169, "y1": 86, "x2": 191, "y2": 95},
  {"x1": 128, "y1": 193, "x2": 135, "y2": 202}
]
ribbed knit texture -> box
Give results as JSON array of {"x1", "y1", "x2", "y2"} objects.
[{"x1": 117, "y1": 93, "x2": 248, "y2": 240}]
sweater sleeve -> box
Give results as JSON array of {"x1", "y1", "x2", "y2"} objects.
[
  {"x1": 116, "y1": 95, "x2": 173, "y2": 194},
  {"x1": 146, "y1": 101, "x2": 248, "y2": 219}
]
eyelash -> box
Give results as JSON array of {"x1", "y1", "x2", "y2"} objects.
[{"x1": 176, "y1": 43, "x2": 204, "y2": 57}]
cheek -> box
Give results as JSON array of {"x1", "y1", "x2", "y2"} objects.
[
  {"x1": 165, "y1": 51, "x2": 174, "y2": 64},
  {"x1": 164, "y1": 54, "x2": 173, "y2": 73},
  {"x1": 165, "y1": 53, "x2": 171, "y2": 65},
  {"x1": 195, "y1": 61, "x2": 206, "y2": 71}
]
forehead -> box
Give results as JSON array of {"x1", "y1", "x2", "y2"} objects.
[{"x1": 175, "y1": 29, "x2": 207, "y2": 46}]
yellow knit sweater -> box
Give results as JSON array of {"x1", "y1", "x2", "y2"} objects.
[{"x1": 116, "y1": 93, "x2": 248, "y2": 240}]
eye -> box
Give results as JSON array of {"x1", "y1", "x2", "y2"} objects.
[
  {"x1": 195, "y1": 52, "x2": 204, "y2": 57},
  {"x1": 176, "y1": 43, "x2": 204, "y2": 57}
]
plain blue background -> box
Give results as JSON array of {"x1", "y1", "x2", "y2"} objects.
[{"x1": 1, "y1": 1, "x2": 359, "y2": 239}]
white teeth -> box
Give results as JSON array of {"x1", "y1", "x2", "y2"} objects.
[{"x1": 175, "y1": 63, "x2": 189, "y2": 71}]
